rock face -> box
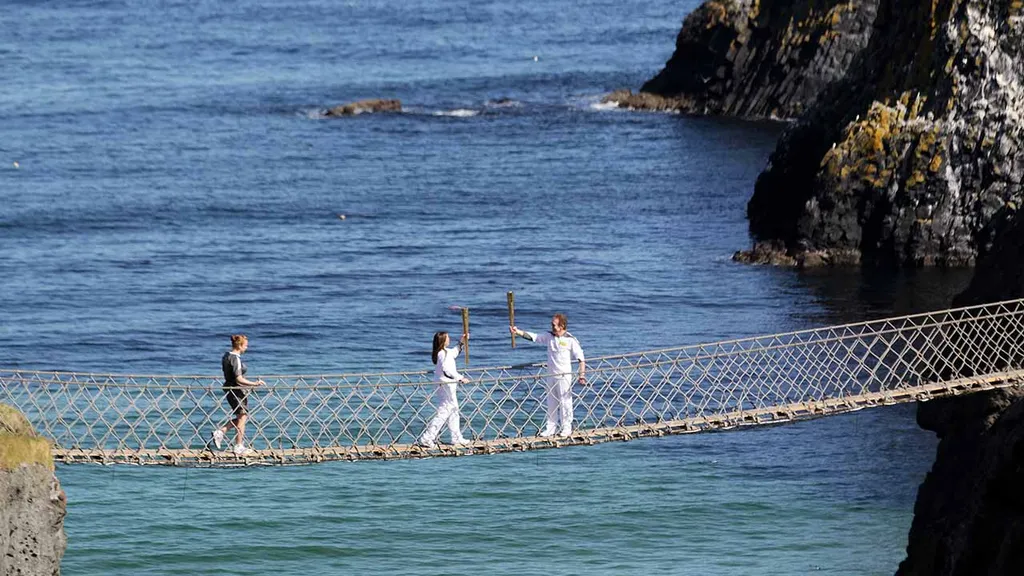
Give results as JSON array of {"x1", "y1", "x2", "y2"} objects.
[
  {"x1": 897, "y1": 211, "x2": 1024, "y2": 575},
  {"x1": 741, "y1": 0, "x2": 1024, "y2": 267},
  {"x1": 324, "y1": 99, "x2": 401, "y2": 117},
  {"x1": 0, "y1": 404, "x2": 67, "y2": 576},
  {"x1": 606, "y1": 0, "x2": 879, "y2": 119},
  {"x1": 953, "y1": 208, "x2": 1024, "y2": 303}
]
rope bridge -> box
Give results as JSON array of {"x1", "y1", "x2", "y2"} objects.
[{"x1": 3, "y1": 298, "x2": 1024, "y2": 466}]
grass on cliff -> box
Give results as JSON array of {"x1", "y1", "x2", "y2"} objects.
[{"x1": 0, "y1": 403, "x2": 53, "y2": 470}]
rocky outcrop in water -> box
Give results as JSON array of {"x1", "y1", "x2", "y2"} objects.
[
  {"x1": 738, "y1": 0, "x2": 1024, "y2": 267},
  {"x1": 325, "y1": 98, "x2": 402, "y2": 117},
  {"x1": 0, "y1": 404, "x2": 66, "y2": 576},
  {"x1": 898, "y1": 211, "x2": 1024, "y2": 575},
  {"x1": 605, "y1": 0, "x2": 879, "y2": 119}
]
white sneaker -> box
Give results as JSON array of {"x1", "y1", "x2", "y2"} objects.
[
  {"x1": 538, "y1": 427, "x2": 556, "y2": 438},
  {"x1": 211, "y1": 429, "x2": 225, "y2": 450},
  {"x1": 232, "y1": 444, "x2": 252, "y2": 456},
  {"x1": 558, "y1": 429, "x2": 572, "y2": 438},
  {"x1": 416, "y1": 439, "x2": 437, "y2": 449},
  {"x1": 452, "y1": 438, "x2": 471, "y2": 446}
]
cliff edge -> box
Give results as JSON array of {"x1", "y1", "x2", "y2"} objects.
[
  {"x1": 896, "y1": 211, "x2": 1024, "y2": 575},
  {"x1": 739, "y1": 0, "x2": 1024, "y2": 267},
  {"x1": 606, "y1": 0, "x2": 878, "y2": 119},
  {"x1": 0, "y1": 404, "x2": 67, "y2": 576}
]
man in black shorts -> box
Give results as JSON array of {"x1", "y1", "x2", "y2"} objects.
[{"x1": 211, "y1": 334, "x2": 265, "y2": 456}]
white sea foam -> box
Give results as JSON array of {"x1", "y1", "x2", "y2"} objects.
[
  {"x1": 433, "y1": 109, "x2": 479, "y2": 117},
  {"x1": 589, "y1": 100, "x2": 620, "y2": 111}
]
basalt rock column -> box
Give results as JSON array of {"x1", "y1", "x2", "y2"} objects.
[
  {"x1": 606, "y1": 0, "x2": 879, "y2": 119},
  {"x1": 741, "y1": 0, "x2": 1024, "y2": 267},
  {"x1": 898, "y1": 210, "x2": 1024, "y2": 575}
]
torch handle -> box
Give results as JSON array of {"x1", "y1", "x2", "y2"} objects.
[
  {"x1": 507, "y1": 291, "x2": 516, "y2": 348},
  {"x1": 461, "y1": 307, "x2": 470, "y2": 366}
]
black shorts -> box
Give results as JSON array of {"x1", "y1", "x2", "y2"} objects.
[{"x1": 224, "y1": 386, "x2": 249, "y2": 417}]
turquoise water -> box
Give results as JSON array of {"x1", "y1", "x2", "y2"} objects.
[
  {"x1": 64, "y1": 405, "x2": 933, "y2": 575},
  {"x1": 3, "y1": 0, "x2": 973, "y2": 573}
]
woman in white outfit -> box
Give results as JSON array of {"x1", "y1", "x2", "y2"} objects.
[{"x1": 418, "y1": 330, "x2": 471, "y2": 448}]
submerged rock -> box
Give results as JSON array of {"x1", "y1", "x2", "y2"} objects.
[
  {"x1": 325, "y1": 98, "x2": 402, "y2": 117},
  {"x1": 607, "y1": 0, "x2": 879, "y2": 119},
  {"x1": 602, "y1": 89, "x2": 683, "y2": 113},
  {"x1": 732, "y1": 240, "x2": 862, "y2": 267}
]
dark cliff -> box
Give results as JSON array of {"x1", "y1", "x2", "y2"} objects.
[
  {"x1": 897, "y1": 210, "x2": 1024, "y2": 575},
  {"x1": 636, "y1": 0, "x2": 1024, "y2": 568},
  {"x1": 606, "y1": 0, "x2": 878, "y2": 119},
  {"x1": 740, "y1": 0, "x2": 1024, "y2": 267}
]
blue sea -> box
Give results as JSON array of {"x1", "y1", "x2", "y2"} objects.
[{"x1": 2, "y1": 0, "x2": 975, "y2": 574}]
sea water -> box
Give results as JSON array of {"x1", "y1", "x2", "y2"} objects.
[{"x1": 1, "y1": 0, "x2": 973, "y2": 573}]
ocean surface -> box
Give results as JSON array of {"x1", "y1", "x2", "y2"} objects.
[{"x1": 1, "y1": 0, "x2": 975, "y2": 574}]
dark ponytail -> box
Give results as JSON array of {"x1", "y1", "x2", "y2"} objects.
[{"x1": 432, "y1": 331, "x2": 448, "y2": 365}]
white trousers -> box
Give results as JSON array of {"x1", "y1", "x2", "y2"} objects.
[
  {"x1": 420, "y1": 382, "x2": 464, "y2": 443},
  {"x1": 543, "y1": 375, "x2": 573, "y2": 434}
]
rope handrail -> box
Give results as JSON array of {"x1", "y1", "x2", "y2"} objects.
[
  {"x1": 0, "y1": 315, "x2": 1002, "y2": 387},
  {"x1": 591, "y1": 297, "x2": 1024, "y2": 360},
  {"x1": 2, "y1": 297, "x2": 1023, "y2": 466},
  {"x1": 7, "y1": 297, "x2": 1020, "y2": 381}
]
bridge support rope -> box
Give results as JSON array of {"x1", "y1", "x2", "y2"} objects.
[{"x1": 3, "y1": 298, "x2": 1023, "y2": 466}]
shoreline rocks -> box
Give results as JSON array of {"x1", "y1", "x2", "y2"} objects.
[
  {"x1": 607, "y1": 0, "x2": 879, "y2": 119},
  {"x1": 731, "y1": 240, "x2": 863, "y2": 266},
  {"x1": 324, "y1": 98, "x2": 402, "y2": 117}
]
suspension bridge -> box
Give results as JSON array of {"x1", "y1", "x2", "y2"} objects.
[{"x1": 2, "y1": 298, "x2": 1023, "y2": 466}]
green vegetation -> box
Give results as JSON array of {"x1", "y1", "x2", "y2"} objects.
[{"x1": 0, "y1": 404, "x2": 53, "y2": 471}]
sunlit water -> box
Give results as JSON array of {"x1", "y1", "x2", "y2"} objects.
[{"x1": 1, "y1": 0, "x2": 973, "y2": 573}]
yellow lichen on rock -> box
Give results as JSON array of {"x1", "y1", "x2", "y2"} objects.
[
  {"x1": 821, "y1": 97, "x2": 948, "y2": 192},
  {"x1": 864, "y1": 105, "x2": 894, "y2": 154},
  {"x1": 749, "y1": 0, "x2": 761, "y2": 20},
  {"x1": 704, "y1": 0, "x2": 733, "y2": 28},
  {"x1": 907, "y1": 170, "x2": 927, "y2": 188},
  {"x1": 820, "y1": 103, "x2": 898, "y2": 184}
]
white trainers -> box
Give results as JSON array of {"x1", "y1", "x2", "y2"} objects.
[
  {"x1": 232, "y1": 444, "x2": 252, "y2": 456},
  {"x1": 452, "y1": 438, "x2": 471, "y2": 446},
  {"x1": 211, "y1": 429, "x2": 225, "y2": 450},
  {"x1": 558, "y1": 429, "x2": 572, "y2": 438},
  {"x1": 416, "y1": 439, "x2": 437, "y2": 449},
  {"x1": 538, "y1": 427, "x2": 556, "y2": 438}
]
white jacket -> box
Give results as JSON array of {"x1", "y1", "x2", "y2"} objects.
[{"x1": 434, "y1": 346, "x2": 463, "y2": 382}]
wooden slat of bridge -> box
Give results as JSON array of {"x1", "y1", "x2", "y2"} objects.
[{"x1": 54, "y1": 369, "x2": 1024, "y2": 467}]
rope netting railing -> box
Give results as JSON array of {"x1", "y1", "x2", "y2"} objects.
[{"x1": 3, "y1": 298, "x2": 1024, "y2": 466}]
